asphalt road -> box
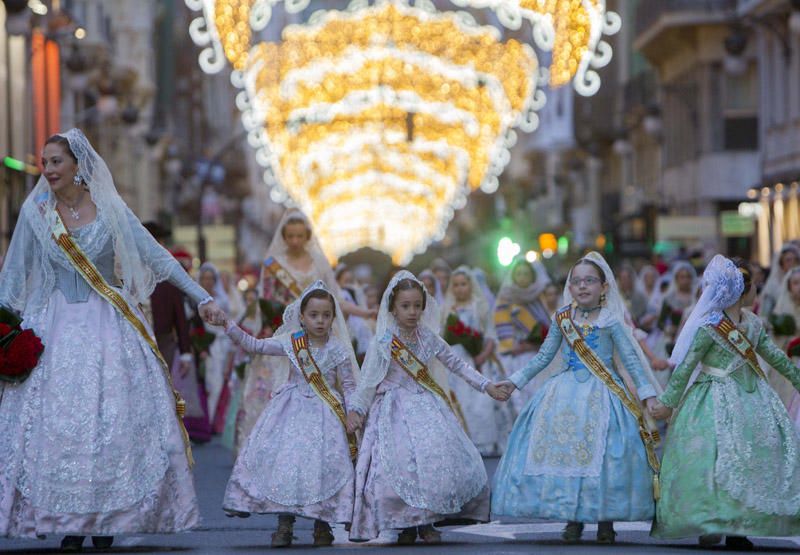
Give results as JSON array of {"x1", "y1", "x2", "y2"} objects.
[{"x1": 2, "y1": 439, "x2": 798, "y2": 554}]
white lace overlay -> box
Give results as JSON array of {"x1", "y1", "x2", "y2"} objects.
[
  {"x1": 711, "y1": 377, "x2": 800, "y2": 516},
  {"x1": 524, "y1": 374, "x2": 610, "y2": 477},
  {"x1": 1, "y1": 291, "x2": 175, "y2": 514},
  {"x1": 377, "y1": 387, "x2": 487, "y2": 514},
  {"x1": 234, "y1": 334, "x2": 354, "y2": 507}
]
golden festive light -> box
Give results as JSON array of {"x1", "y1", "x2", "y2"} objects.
[{"x1": 186, "y1": 0, "x2": 615, "y2": 262}]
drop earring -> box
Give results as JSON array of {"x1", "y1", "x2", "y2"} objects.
[{"x1": 73, "y1": 174, "x2": 82, "y2": 187}]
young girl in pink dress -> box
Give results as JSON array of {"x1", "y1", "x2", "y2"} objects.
[
  {"x1": 346, "y1": 271, "x2": 506, "y2": 544},
  {"x1": 216, "y1": 281, "x2": 358, "y2": 548}
]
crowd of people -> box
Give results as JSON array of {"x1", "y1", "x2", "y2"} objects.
[{"x1": 1, "y1": 129, "x2": 799, "y2": 552}]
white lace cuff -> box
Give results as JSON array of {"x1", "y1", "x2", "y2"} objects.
[
  {"x1": 179, "y1": 353, "x2": 193, "y2": 363},
  {"x1": 197, "y1": 296, "x2": 214, "y2": 307}
]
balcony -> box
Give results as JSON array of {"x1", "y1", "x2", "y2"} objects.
[{"x1": 635, "y1": 0, "x2": 737, "y2": 54}]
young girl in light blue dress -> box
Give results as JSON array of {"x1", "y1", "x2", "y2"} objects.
[{"x1": 492, "y1": 252, "x2": 663, "y2": 544}]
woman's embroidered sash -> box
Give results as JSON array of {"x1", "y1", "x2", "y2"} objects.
[
  {"x1": 263, "y1": 256, "x2": 303, "y2": 299},
  {"x1": 290, "y1": 331, "x2": 357, "y2": 460},
  {"x1": 390, "y1": 336, "x2": 453, "y2": 411},
  {"x1": 556, "y1": 305, "x2": 661, "y2": 500},
  {"x1": 712, "y1": 315, "x2": 767, "y2": 380},
  {"x1": 49, "y1": 210, "x2": 194, "y2": 466},
  {"x1": 495, "y1": 303, "x2": 537, "y2": 354}
]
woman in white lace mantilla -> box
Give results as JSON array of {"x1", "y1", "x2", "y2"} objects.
[
  {"x1": 346, "y1": 272, "x2": 506, "y2": 544},
  {"x1": 0, "y1": 130, "x2": 223, "y2": 548}
]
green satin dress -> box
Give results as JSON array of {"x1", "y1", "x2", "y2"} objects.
[{"x1": 652, "y1": 310, "x2": 800, "y2": 539}]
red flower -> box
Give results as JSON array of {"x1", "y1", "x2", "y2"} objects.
[
  {"x1": 787, "y1": 337, "x2": 800, "y2": 358},
  {"x1": 0, "y1": 323, "x2": 12, "y2": 338},
  {"x1": 1, "y1": 328, "x2": 44, "y2": 379}
]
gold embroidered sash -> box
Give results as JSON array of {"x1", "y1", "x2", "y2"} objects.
[
  {"x1": 556, "y1": 305, "x2": 661, "y2": 500},
  {"x1": 713, "y1": 315, "x2": 767, "y2": 380},
  {"x1": 50, "y1": 210, "x2": 194, "y2": 466},
  {"x1": 495, "y1": 304, "x2": 538, "y2": 354},
  {"x1": 390, "y1": 336, "x2": 453, "y2": 410},
  {"x1": 291, "y1": 331, "x2": 358, "y2": 460},
  {"x1": 263, "y1": 256, "x2": 303, "y2": 299}
]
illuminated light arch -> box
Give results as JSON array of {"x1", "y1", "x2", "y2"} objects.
[{"x1": 185, "y1": 0, "x2": 614, "y2": 263}]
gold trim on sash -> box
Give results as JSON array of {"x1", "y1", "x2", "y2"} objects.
[
  {"x1": 291, "y1": 331, "x2": 358, "y2": 460},
  {"x1": 556, "y1": 305, "x2": 661, "y2": 500},
  {"x1": 50, "y1": 211, "x2": 194, "y2": 466},
  {"x1": 714, "y1": 315, "x2": 767, "y2": 380},
  {"x1": 263, "y1": 256, "x2": 303, "y2": 299},
  {"x1": 390, "y1": 336, "x2": 453, "y2": 411}
]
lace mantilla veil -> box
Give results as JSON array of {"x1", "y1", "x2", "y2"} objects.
[
  {"x1": 0, "y1": 128, "x2": 179, "y2": 315},
  {"x1": 442, "y1": 265, "x2": 496, "y2": 341},
  {"x1": 273, "y1": 279, "x2": 359, "y2": 383},
  {"x1": 496, "y1": 257, "x2": 551, "y2": 306},
  {"x1": 669, "y1": 255, "x2": 744, "y2": 369},
  {"x1": 353, "y1": 270, "x2": 450, "y2": 411},
  {"x1": 259, "y1": 208, "x2": 338, "y2": 297}
]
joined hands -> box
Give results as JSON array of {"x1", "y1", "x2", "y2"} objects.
[
  {"x1": 198, "y1": 300, "x2": 228, "y2": 327},
  {"x1": 486, "y1": 380, "x2": 515, "y2": 402}
]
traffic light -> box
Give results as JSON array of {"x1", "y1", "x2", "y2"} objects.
[{"x1": 557, "y1": 235, "x2": 569, "y2": 255}]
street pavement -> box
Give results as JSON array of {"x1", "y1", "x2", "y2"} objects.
[{"x1": 2, "y1": 438, "x2": 799, "y2": 554}]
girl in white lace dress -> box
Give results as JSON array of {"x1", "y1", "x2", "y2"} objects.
[
  {"x1": 218, "y1": 281, "x2": 358, "y2": 548},
  {"x1": 346, "y1": 272, "x2": 506, "y2": 544}
]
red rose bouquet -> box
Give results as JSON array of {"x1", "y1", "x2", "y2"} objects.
[
  {"x1": 190, "y1": 325, "x2": 216, "y2": 354},
  {"x1": 0, "y1": 306, "x2": 45, "y2": 383},
  {"x1": 787, "y1": 337, "x2": 800, "y2": 358},
  {"x1": 525, "y1": 321, "x2": 550, "y2": 347},
  {"x1": 443, "y1": 313, "x2": 484, "y2": 357}
]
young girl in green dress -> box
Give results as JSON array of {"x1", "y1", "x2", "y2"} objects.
[{"x1": 649, "y1": 256, "x2": 800, "y2": 550}]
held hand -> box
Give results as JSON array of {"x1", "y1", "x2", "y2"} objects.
[
  {"x1": 485, "y1": 383, "x2": 509, "y2": 401},
  {"x1": 651, "y1": 358, "x2": 671, "y2": 371},
  {"x1": 646, "y1": 397, "x2": 672, "y2": 420},
  {"x1": 179, "y1": 359, "x2": 192, "y2": 378},
  {"x1": 199, "y1": 300, "x2": 221, "y2": 324},
  {"x1": 346, "y1": 411, "x2": 364, "y2": 433},
  {"x1": 495, "y1": 380, "x2": 517, "y2": 401}
]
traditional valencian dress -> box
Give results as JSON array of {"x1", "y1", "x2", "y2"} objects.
[
  {"x1": 443, "y1": 266, "x2": 512, "y2": 456},
  {"x1": 493, "y1": 259, "x2": 553, "y2": 414},
  {"x1": 492, "y1": 252, "x2": 661, "y2": 524},
  {"x1": 0, "y1": 129, "x2": 204, "y2": 538},
  {"x1": 653, "y1": 264, "x2": 800, "y2": 539},
  {"x1": 349, "y1": 271, "x2": 490, "y2": 541},
  {"x1": 237, "y1": 209, "x2": 337, "y2": 449},
  {"x1": 222, "y1": 282, "x2": 357, "y2": 524}
]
